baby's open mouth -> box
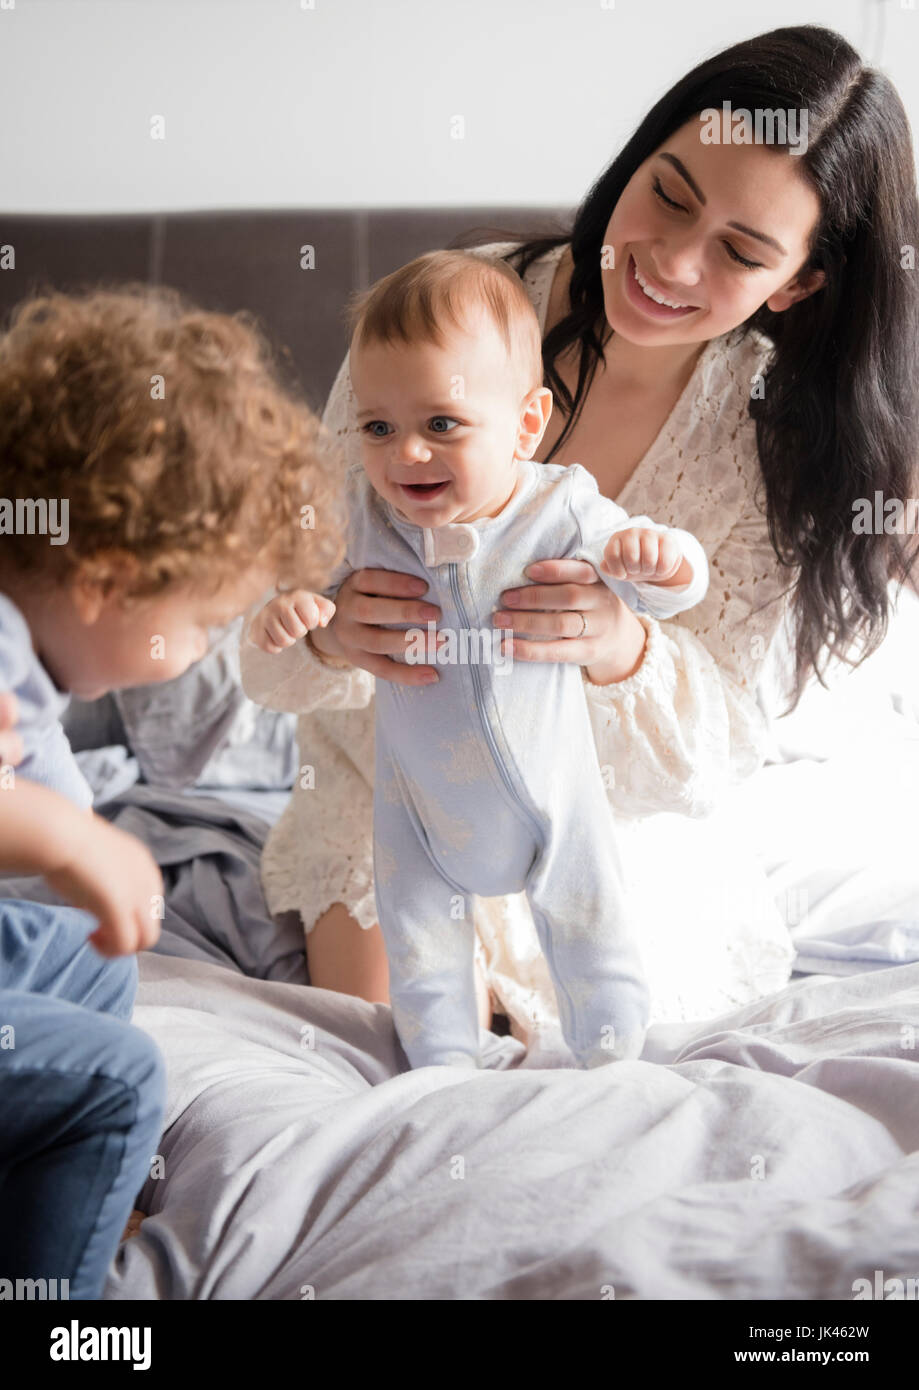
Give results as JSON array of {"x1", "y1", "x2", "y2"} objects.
[{"x1": 399, "y1": 480, "x2": 450, "y2": 499}]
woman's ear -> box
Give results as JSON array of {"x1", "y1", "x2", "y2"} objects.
[
  {"x1": 515, "y1": 386, "x2": 553, "y2": 461},
  {"x1": 766, "y1": 266, "x2": 826, "y2": 314}
]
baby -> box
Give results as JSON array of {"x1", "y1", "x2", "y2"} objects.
[{"x1": 245, "y1": 251, "x2": 709, "y2": 1070}]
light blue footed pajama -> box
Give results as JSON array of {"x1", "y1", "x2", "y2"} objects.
[{"x1": 325, "y1": 457, "x2": 709, "y2": 1070}]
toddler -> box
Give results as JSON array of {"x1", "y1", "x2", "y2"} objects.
[
  {"x1": 0, "y1": 284, "x2": 339, "y2": 1295},
  {"x1": 244, "y1": 251, "x2": 709, "y2": 1070}
]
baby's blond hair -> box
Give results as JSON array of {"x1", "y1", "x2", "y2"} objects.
[{"x1": 345, "y1": 250, "x2": 543, "y2": 395}]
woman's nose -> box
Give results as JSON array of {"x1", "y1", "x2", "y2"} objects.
[{"x1": 651, "y1": 240, "x2": 702, "y2": 288}]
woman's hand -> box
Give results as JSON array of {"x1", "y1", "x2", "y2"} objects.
[
  {"x1": 493, "y1": 559, "x2": 648, "y2": 686},
  {"x1": 309, "y1": 568, "x2": 443, "y2": 686}
]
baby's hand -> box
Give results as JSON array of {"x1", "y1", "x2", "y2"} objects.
[
  {"x1": 249, "y1": 590, "x2": 336, "y2": 654},
  {"x1": 601, "y1": 527, "x2": 687, "y2": 586}
]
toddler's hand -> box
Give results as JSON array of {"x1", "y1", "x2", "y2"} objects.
[
  {"x1": 601, "y1": 527, "x2": 685, "y2": 584},
  {"x1": 0, "y1": 692, "x2": 23, "y2": 769},
  {"x1": 249, "y1": 590, "x2": 336, "y2": 654},
  {"x1": 44, "y1": 814, "x2": 164, "y2": 958}
]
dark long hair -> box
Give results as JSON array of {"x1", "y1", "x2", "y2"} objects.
[{"x1": 452, "y1": 25, "x2": 919, "y2": 707}]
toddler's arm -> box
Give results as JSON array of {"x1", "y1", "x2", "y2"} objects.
[{"x1": 0, "y1": 775, "x2": 163, "y2": 958}]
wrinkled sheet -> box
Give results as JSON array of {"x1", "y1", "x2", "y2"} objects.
[
  {"x1": 103, "y1": 952, "x2": 919, "y2": 1299},
  {"x1": 3, "y1": 687, "x2": 916, "y2": 1299},
  {"x1": 0, "y1": 768, "x2": 306, "y2": 984}
]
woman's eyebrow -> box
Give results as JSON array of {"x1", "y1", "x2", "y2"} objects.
[
  {"x1": 660, "y1": 152, "x2": 707, "y2": 203},
  {"x1": 658, "y1": 152, "x2": 788, "y2": 255}
]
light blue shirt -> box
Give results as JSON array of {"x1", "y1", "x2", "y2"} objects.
[{"x1": 0, "y1": 591, "x2": 93, "y2": 808}]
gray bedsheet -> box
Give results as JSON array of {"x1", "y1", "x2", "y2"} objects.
[
  {"x1": 104, "y1": 952, "x2": 919, "y2": 1299},
  {"x1": 4, "y1": 714, "x2": 916, "y2": 1299},
  {"x1": 0, "y1": 773, "x2": 305, "y2": 983}
]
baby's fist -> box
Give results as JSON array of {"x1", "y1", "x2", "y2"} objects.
[
  {"x1": 249, "y1": 590, "x2": 335, "y2": 654},
  {"x1": 601, "y1": 527, "x2": 683, "y2": 583}
]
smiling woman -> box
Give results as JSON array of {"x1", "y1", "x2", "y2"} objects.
[
  {"x1": 246, "y1": 23, "x2": 919, "y2": 1048},
  {"x1": 495, "y1": 24, "x2": 918, "y2": 703}
]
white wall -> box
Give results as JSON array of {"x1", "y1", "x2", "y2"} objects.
[{"x1": 0, "y1": 0, "x2": 915, "y2": 212}]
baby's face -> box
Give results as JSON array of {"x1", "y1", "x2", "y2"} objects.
[{"x1": 351, "y1": 314, "x2": 549, "y2": 527}]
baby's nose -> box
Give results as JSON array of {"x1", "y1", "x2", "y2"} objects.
[{"x1": 399, "y1": 436, "x2": 433, "y2": 462}]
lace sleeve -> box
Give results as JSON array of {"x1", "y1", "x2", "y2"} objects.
[
  {"x1": 239, "y1": 350, "x2": 379, "y2": 717},
  {"x1": 322, "y1": 346, "x2": 363, "y2": 472},
  {"x1": 582, "y1": 487, "x2": 790, "y2": 817}
]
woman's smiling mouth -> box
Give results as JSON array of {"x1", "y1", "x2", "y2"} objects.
[{"x1": 626, "y1": 253, "x2": 701, "y2": 319}]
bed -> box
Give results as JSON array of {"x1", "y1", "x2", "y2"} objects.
[
  {"x1": 3, "y1": 208, "x2": 918, "y2": 1299},
  {"x1": 2, "y1": 593, "x2": 917, "y2": 1301}
]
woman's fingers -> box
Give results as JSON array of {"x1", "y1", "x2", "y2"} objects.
[
  {"x1": 343, "y1": 623, "x2": 443, "y2": 673},
  {"x1": 493, "y1": 608, "x2": 593, "y2": 639},
  {"x1": 346, "y1": 593, "x2": 441, "y2": 626},
  {"x1": 332, "y1": 568, "x2": 441, "y2": 682},
  {"x1": 349, "y1": 568, "x2": 432, "y2": 600},
  {"x1": 350, "y1": 620, "x2": 452, "y2": 657},
  {"x1": 505, "y1": 634, "x2": 600, "y2": 663},
  {"x1": 499, "y1": 559, "x2": 602, "y2": 611},
  {"x1": 339, "y1": 568, "x2": 441, "y2": 627},
  {"x1": 489, "y1": 558, "x2": 626, "y2": 663},
  {"x1": 349, "y1": 648, "x2": 440, "y2": 686}
]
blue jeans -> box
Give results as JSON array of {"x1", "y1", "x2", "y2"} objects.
[{"x1": 0, "y1": 900, "x2": 166, "y2": 1299}]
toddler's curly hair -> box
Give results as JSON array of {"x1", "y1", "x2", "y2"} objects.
[{"x1": 0, "y1": 282, "x2": 344, "y2": 598}]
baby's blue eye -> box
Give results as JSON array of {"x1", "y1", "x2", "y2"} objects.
[
  {"x1": 429, "y1": 416, "x2": 459, "y2": 433},
  {"x1": 363, "y1": 421, "x2": 391, "y2": 437}
]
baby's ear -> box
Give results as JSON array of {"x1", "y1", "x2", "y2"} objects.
[
  {"x1": 515, "y1": 386, "x2": 553, "y2": 461},
  {"x1": 70, "y1": 550, "x2": 141, "y2": 622}
]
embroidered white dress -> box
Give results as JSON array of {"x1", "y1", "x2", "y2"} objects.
[{"x1": 239, "y1": 241, "x2": 797, "y2": 1048}]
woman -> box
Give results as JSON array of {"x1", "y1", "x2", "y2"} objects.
[{"x1": 256, "y1": 24, "x2": 919, "y2": 1048}]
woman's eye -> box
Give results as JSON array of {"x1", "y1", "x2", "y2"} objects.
[
  {"x1": 653, "y1": 176, "x2": 763, "y2": 270},
  {"x1": 429, "y1": 416, "x2": 460, "y2": 433},
  {"x1": 652, "y1": 177, "x2": 685, "y2": 212},
  {"x1": 723, "y1": 242, "x2": 763, "y2": 270},
  {"x1": 362, "y1": 421, "x2": 391, "y2": 438}
]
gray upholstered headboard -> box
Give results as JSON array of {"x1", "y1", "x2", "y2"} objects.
[{"x1": 0, "y1": 207, "x2": 572, "y2": 412}]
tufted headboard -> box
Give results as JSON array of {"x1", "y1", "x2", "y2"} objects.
[{"x1": 0, "y1": 207, "x2": 572, "y2": 414}]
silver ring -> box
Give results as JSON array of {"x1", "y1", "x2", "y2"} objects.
[{"x1": 575, "y1": 611, "x2": 588, "y2": 638}]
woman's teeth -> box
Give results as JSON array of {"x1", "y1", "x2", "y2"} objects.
[{"x1": 632, "y1": 259, "x2": 694, "y2": 310}]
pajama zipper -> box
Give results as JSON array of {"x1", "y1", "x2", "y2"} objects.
[
  {"x1": 448, "y1": 560, "x2": 588, "y2": 1056},
  {"x1": 447, "y1": 562, "x2": 547, "y2": 854}
]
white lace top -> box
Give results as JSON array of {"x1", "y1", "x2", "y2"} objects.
[{"x1": 239, "y1": 240, "x2": 797, "y2": 1038}]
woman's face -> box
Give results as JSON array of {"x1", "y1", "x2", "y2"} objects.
[{"x1": 602, "y1": 117, "x2": 825, "y2": 346}]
